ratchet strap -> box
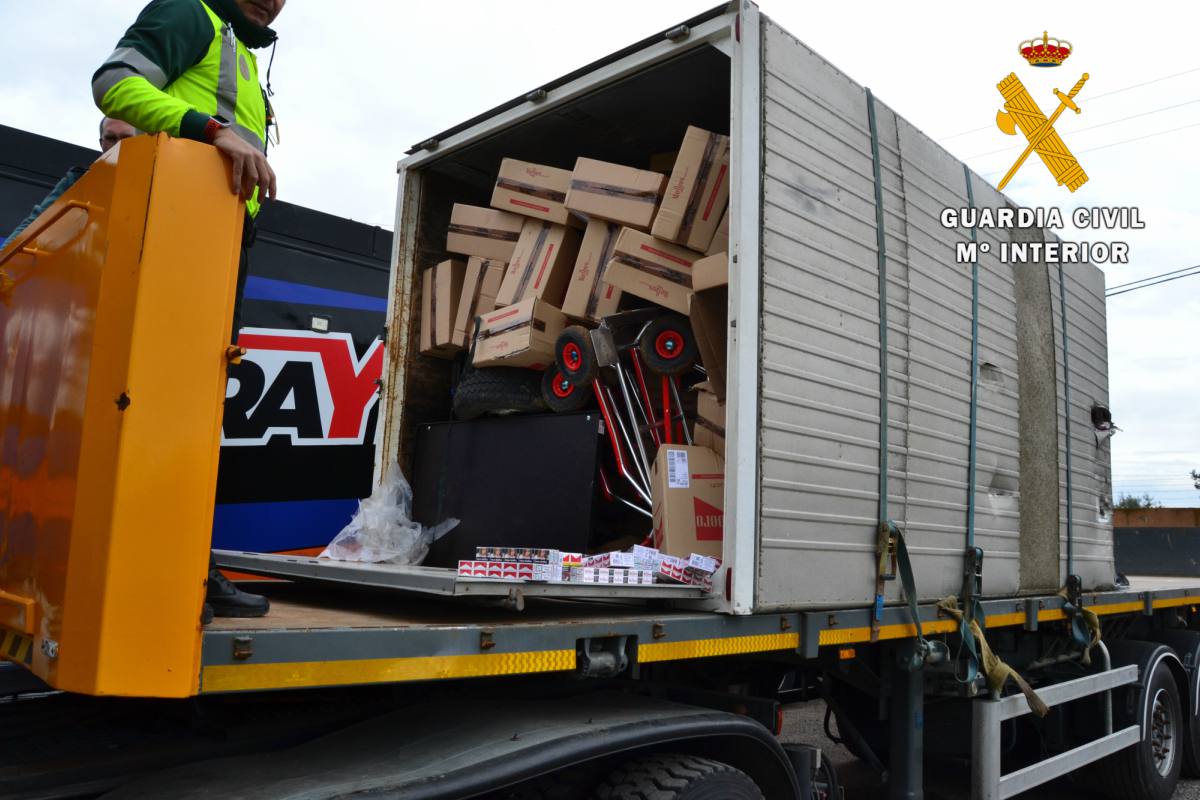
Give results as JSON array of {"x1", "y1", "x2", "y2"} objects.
[
  {"x1": 938, "y1": 596, "x2": 1049, "y2": 717},
  {"x1": 1057, "y1": 585, "x2": 1102, "y2": 665}
]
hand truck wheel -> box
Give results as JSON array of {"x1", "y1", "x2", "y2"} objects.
[
  {"x1": 555, "y1": 325, "x2": 598, "y2": 385},
  {"x1": 541, "y1": 367, "x2": 592, "y2": 413},
  {"x1": 637, "y1": 314, "x2": 698, "y2": 376}
]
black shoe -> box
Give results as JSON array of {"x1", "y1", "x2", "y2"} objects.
[
  {"x1": 207, "y1": 555, "x2": 270, "y2": 618},
  {"x1": 201, "y1": 602, "x2": 214, "y2": 626}
]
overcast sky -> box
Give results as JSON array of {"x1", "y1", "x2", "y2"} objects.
[{"x1": 3, "y1": 0, "x2": 1196, "y2": 506}]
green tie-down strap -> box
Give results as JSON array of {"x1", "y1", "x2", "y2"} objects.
[
  {"x1": 1056, "y1": 586, "x2": 1102, "y2": 665},
  {"x1": 938, "y1": 596, "x2": 1050, "y2": 717}
]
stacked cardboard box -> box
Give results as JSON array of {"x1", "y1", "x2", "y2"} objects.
[
  {"x1": 472, "y1": 297, "x2": 567, "y2": 369},
  {"x1": 420, "y1": 259, "x2": 467, "y2": 358},
  {"x1": 452, "y1": 257, "x2": 507, "y2": 349}
]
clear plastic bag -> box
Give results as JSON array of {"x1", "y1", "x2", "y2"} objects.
[{"x1": 319, "y1": 462, "x2": 458, "y2": 565}]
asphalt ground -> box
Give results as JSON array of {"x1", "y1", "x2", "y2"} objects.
[{"x1": 782, "y1": 699, "x2": 1200, "y2": 799}]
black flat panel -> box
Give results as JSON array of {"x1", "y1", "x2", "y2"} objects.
[{"x1": 413, "y1": 413, "x2": 601, "y2": 566}]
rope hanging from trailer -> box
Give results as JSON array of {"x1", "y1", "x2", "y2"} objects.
[
  {"x1": 866, "y1": 89, "x2": 927, "y2": 663},
  {"x1": 957, "y1": 164, "x2": 986, "y2": 686}
]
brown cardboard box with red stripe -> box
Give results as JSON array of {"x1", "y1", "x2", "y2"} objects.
[
  {"x1": 706, "y1": 207, "x2": 729, "y2": 255},
  {"x1": 420, "y1": 259, "x2": 468, "y2": 359},
  {"x1": 688, "y1": 253, "x2": 729, "y2": 401},
  {"x1": 651, "y1": 444, "x2": 724, "y2": 561},
  {"x1": 601, "y1": 228, "x2": 697, "y2": 314},
  {"x1": 495, "y1": 219, "x2": 581, "y2": 308},
  {"x1": 490, "y1": 158, "x2": 575, "y2": 226},
  {"x1": 692, "y1": 388, "x2": 725, "y2": 458},
  {"x1": 561, "y1": 219, "x2": 623, "y2": 323},
  {"x1": 651, "y1": 126, "x2": 730, "y2": 252},
  {"x1": 564, "y1": 158, "x2": 666, "y2": 231},
  {"x1": 452, "y1": 257, "x2": 507, "y2": 349},
  {"x1": 446, "y1": 203, "x2": 524, "y2": 262},
  {"x1": 472, "y1": 297, "x2": 567, "y2": 369}
]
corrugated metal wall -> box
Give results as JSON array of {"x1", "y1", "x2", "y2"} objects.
[{"x1": 753, "y1": 17, "x2": 1112, "y2": 610}]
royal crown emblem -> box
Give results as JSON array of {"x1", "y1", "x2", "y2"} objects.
[{"x1": 1020, "y1": 31, "x2": 1072, "y2": 67}]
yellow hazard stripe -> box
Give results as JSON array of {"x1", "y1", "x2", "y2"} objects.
[
  {"x1": 816, "y1": 596, "x2": 1200, "y2": 648},
  {"x1": 639, "y1": 632, "x2": 800, "y2": 664},
  {"x1": 1, "y1": 630, "x2": 32, "y2": 664},
  {"x1": 201, "y1": 649, "x2": 575, "y2": 693}
]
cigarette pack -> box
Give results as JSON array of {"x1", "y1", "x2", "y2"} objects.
[
  {"x1": 687, "y1": 553, "x2": 722, "y2": 575},
  {"x1": 457, "y1": 560, "x2": 564, "y2": 582},
  {"x1": 581, "y1": 551, "x2": 636, "y2": 569},
  {"x1": 576, "y1": 567, "x2": 655, "y2": 585}
]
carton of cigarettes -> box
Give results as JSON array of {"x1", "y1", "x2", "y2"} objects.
[
  {"x1": 687, "y1": 553, "x2": 722, "y2": 575},
  {"x1": 577, "y1": 567, "x2": 655, "y2": 585},
  {"x1": 559, "y1": 552, "x2": 584, "y2": 568},
  {"x1": 630, "y1": 544, "x2": 663, "y2": 571},
  {"x1": 457, "y1": 560, "x2": 564, "y2": 582},
  {"x1": 474, "y1": 546, "x2": 555, "y2": 563},
  {"x1": 684, "y1": 566, "x2": 715, "y2": 592},
  {"x1": 582, "y1": 551, "x2": 636, "y2": 569},
  {"x1": 652, "y1": 553, "x2": 689, "y2": 584}
]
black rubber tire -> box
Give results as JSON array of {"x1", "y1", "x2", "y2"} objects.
[
  {"x1": 1099, "y1": 658, "x2": 1183, "y2": 800},
  {"x1": 542, "y1": 368, "x2": 592, "y2": 414},
  {"x1": 637, "y1": 315, "x2": 697, "y2": 376},
  {"x1": 453, "y1": 366, "x2": 546, "y2": 420},
  {"x1": 593, "y1": 753, "x2": 763, "y2": 799},
  {"x1": 555, "y1": 325, "x2": 598, "y2": 385}
]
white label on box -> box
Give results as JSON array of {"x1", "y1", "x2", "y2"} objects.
[{"x1": 666, "y1": 449, "x2": 690, "y2": 488}]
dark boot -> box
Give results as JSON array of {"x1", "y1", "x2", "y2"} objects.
[{"x1": 207, "y1": 554, "x2": 270, "y2": 618}]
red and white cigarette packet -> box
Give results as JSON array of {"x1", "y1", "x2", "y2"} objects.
[
  {"x1": 581, "y1": 551, "x2": 636, "y2": 569},
  {"x1": 687, "y1": 553, "x2": 722, "y2": 575},
  {"x1": 559, "y1": 552, "x2": 584, "y2": 568}
]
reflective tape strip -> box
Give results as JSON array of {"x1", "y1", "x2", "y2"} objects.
[
  {"x1": 638, "y1": 632, "x2": 799, "y2": 663},
  {"x1": 106, "y1": 46, "x2": 169, "y2": 87},
  {"x1": 201, "y1": 649, "x2": 576, "y2": 693},
  {"x1": 215, "y1": 23, "x2": 238, "y2": 124},
  {"x1": 91, "y1": 66, "x2": 141, "y2": 106},
  {"x1": 231, "y1": 123, "x2": 265, "y2": 150}
]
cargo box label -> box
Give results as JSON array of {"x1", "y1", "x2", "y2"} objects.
[{"x1": 666, "y1": 449, "x2": 690, "y2": 488}]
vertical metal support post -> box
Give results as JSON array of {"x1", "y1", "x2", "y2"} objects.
[
  {"x1": 888, "y1": 642, "x2": 925, "y2": 800},
  {"x1": 971, "y1": 697, "x2": 1002, "y2": 800}
]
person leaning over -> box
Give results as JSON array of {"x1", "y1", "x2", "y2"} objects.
[{"x1": 91, "y1": 0, "x2": 288, "y2": 621}]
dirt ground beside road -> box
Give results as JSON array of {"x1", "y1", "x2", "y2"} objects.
[{"x1": 782, "y1": 700, "x2": 1200, "y2": 799}]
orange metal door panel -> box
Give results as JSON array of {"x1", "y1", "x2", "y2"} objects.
[{"x1": 0, "y1": 134, "x2": 242, "y2": 697}]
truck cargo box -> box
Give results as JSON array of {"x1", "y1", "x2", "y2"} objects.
[{"x1": 379, "y1": 3, "x2": 1115, "y2": 613}]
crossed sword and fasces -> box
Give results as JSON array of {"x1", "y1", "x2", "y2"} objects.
[{"x1": 995, "y1": 72, "x2": 1089, "y2": 191}]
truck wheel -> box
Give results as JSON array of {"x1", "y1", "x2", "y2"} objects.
[
  {"x1": 542, "y1": 368, "x2": 592, "y2": 413},
  {"x1": 637, "y1": 315, "x2": 697, "y2": 376},
  {"x1": 1100, "y1": 659, "x2": 1182, "y2": 800},
  {"x1": 556, "y1": 326, "x2": 598, "y2": 385},
  {"x1": 593, "y1": 753, "x2": 763, "y2": 799},
  {"x1": 453, "y1": 367, "x2": 547, "y2": 420}
]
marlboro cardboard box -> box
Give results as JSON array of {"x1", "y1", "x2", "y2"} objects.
[
  {"x1": 706, "y1": 207, "x2": 729, "y2": 255},
  {"x1": 651, "y1": 445, "x2": 724, "y2": 561},
  {"x1": 690, "y1": 252, "x2": 728, "y2": 293},
  {"x1": 491, "y1": 158, "x2": 575, "y2": 226},
  {"x1": 601, "y1": 228, "x2": 697, "y2": 315},
  {"x1": 692, "y1": 389, "x2": 725, "y2": 458},
  {"x1": 472, "y1": 297, "x2": 567, "y2": 369},
  {"x1": 453, "y1": 257, "x2": 507, "y2": 348},
  {"x1": 688, "y1": 256, "x2": 728, "y2": 400},
  {"x1": 561, "y1": 219, "x2": 623, "y2": 322},
  {"x1": 420, "y1": 259, "x2": 467, "y2": 358},
  {"x1": 651, "y1": 126, "x2": 730, "y2": 252},
  {"x1": 564, "y1": 158, "x2": 666, "y2": 231},
  {"x1": 446, "y1": 203, "x2": 524, "y2": 262},
  {"x1": 495, "y1": 219, "x2": 581, "y2": 308}
]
